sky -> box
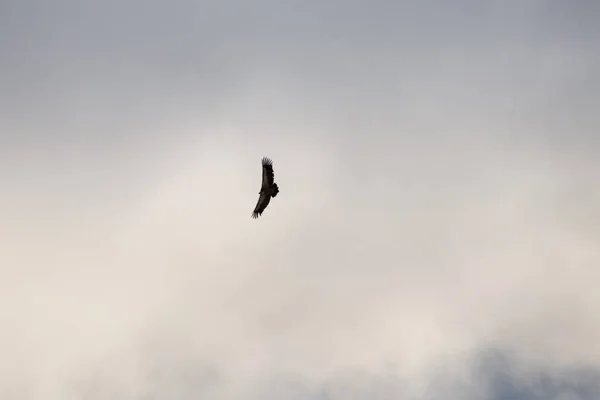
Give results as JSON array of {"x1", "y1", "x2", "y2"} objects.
[{"x1": 1, "y1": 1, "x2": 600, "y2": 399}]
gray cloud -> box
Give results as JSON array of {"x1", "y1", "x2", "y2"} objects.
[{"x1": 1, "y1": 1, "x2": 599, "y2": 399}]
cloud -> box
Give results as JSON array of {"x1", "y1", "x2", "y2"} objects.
[{"x1": 1, "y1": 1, "x2": 599, "y2": 399}]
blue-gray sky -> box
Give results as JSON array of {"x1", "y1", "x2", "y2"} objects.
[{"x1": 1, "y1": 1, "x2": 600, "y2": 399}]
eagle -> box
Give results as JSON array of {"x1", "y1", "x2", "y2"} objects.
[{"x1": 252, "y1": 157, "x2": 279, "y2": 219}]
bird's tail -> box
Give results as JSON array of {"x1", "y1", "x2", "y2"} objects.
[{"x1": 271, "y1": 183, "x2": 279, "y2": 197}]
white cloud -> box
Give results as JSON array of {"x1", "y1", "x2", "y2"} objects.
[{"x1": 1, "y1": 1, "x2": 599, "y2": 398}]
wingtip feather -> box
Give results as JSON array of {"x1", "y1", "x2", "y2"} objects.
[{"x1": 261, "y1": 157, "x2": 273, "y2": 166}]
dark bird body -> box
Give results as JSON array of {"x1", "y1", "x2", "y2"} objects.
[{"x1": 252, "y1": 157, "x2": 279, "y2": 219}]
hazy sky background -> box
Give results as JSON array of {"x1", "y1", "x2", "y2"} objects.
[{"x1": 1, "y1": 1, "x2": 600, "y2": 399}]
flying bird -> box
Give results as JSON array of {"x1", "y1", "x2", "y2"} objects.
[{"x1": 252, "y1": 157, "x2": 279, "y2": 219}]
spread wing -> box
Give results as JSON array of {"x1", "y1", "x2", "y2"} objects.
[
  {"x1": 261, "y1": 157, "x2": 275, "y2": 189},
  {"x1": 252, "y1": 192, "x2": 271, "y2": 219}
]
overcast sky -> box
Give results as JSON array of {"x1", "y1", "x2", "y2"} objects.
[{"x1": 1, "y1": 1, "x2": 600, "y2": 399}]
